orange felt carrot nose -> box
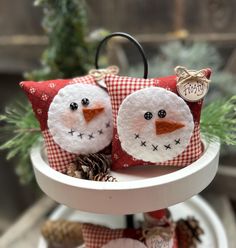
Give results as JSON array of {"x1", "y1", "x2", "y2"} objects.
[
  {"x1": 83, "y1": 107, "x2": 104, "y2": 123},
  {"x1": 156, "y1": 120, "x2": 185, "y2": 135}
]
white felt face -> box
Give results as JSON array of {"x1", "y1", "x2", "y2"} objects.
[
  {"x1": 48, "y1": 84, "x2": 113, "y2": 154},
  {"x1": 117, "y1": 87, "x2": 194, "y2": 163}
]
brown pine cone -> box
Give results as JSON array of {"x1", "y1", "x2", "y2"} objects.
[
  {"x1": 176, "y1": 217, "x2": 204, "y2": 248},
  {"x1": 66, "y1": 163, "x2": 82, "y2": 178},
  {"x1": 93, "y1": 172, "x2": 117, "y2": 182},
  {"x1": 66, "y1": 153, "x2": 112, "y2": 180},
  {"x1": 41, "y1": 220, "x2": 83, "y2": 248},
  {"x1": 77, "y1": 153, "x2": 111, "y2": 179}
]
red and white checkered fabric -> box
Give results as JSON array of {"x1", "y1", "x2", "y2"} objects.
[
  {"x1": 106, "y1": 76, "x2": 157, "y2": 126},
  {"x1": 20, "y1": 75, "x2": 97, "y2": 172},
  {"x1": 42, "y1": 129, "x2": 77, "y2": 172},
  {"x1": 82, "y1": 223, "x2": 178, "y2": 248},
  {"x1": 82, "y1": 223, "x2": 124, "y2": 248},
  {"x1": 111, "y1": 124, "x2": 202, "y2": 169},
  {"x1": 105, "y1": 71, "x2": 211, "y2": 169}
]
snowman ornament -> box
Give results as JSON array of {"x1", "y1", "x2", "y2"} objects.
[
  {"x1": 117, "y1": 87, "x2": 194, "y2": 163},
  {"x1": 48, "y1": 83, "x2": 113, "y2": 155},
  {"x1": 20, "y1": 70, "x2": 117, "y2": 172}
]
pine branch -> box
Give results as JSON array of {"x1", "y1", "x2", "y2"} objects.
[
  {"x1": 201, "y1": 96, "x2": 236, "y2": 145},
  {"x1": 0, "y1": 0, "x2": 98, "y2": 185},
  {"x1": 25, "y1": 0, "x2": 95, "y2": 81},
  {"x1": 128, "y1": 41, "x2": 236, "y2": 100},
  {"x1": 0, "y1": 102, "x2": 41, "y2": 184}
]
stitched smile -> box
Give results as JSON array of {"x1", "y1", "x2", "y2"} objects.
[
  {"x1": 134, "y1": 133, "x2": 180, "y2": 151},
  {"x1": 67, "y1": 121, "x2": 111, "y2": 141}
]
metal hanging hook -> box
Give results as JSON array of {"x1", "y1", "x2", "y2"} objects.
[{"x1": 95, "y1": 32, "x2": 148, "y2": 79}]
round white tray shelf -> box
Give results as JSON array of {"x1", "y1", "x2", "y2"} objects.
[
  {"x1": 38, "y1": 196, "x2": 228, "y2": 248},
  {"x1": 31, "y1": 139, "x2": 220, "y2": 214}
]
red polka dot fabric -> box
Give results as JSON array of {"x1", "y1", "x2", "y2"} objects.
[
  {"x1": 20, "y1": 76, "x2": 97, "y2": 172},
  {"x1": 20, "y1": 76, "x2": 96, "y2": 131}
]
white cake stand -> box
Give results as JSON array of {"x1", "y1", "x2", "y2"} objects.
[
  {"x1": 30, "y1": 138, "x2": 220, "y2": 214},
  {"x1": 38, "y1": 195, "x2": 228, "y2": 248}
]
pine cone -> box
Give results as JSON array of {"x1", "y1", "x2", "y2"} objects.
[
  {"x1": 66, "y1": 163, "x2": 82, "y2": 178},
  {"x1": 77, "y1": 153, "x2": 111, "y2": 179},
  {"x1": 93, "y1": 172, "x2": 117, "y2": 182},
  {"x1": 41, "y1": 220, "x2": 83, "y2": 248},
  {"x1": 176, "y1": 217, "x2": 204, "y2": 248},
  {"x1": 66, "y1": 153, "x2": 112, "y2": 180}
]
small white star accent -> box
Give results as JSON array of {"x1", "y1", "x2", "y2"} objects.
[
  {"x1": 29, "y1": 87, "x2": 36, "y2": 94},
  {"x1": 49, "y1": 83, "x2": 56, "y2": 88},
  {"x1": 41, "y1": 94, "x2": 49, "y2": 101}
]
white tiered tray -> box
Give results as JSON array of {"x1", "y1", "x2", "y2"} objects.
[
  {"x1": 31, "y1": 139, "x2": 220, "y2": 214},
  {"x1": 38, "y1": 196, "x2": 228, "y2": 248}
]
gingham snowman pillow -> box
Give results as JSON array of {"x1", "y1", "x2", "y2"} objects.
[
  {"x1": 82, "y1": 223, "x2": 178, "y2": 248},
  {"x1": 20, "y1": 67, "x2": 118, "y2": 172},
  {"x1": 105, "y1": 66, "x2": 211, "y2": 170}
]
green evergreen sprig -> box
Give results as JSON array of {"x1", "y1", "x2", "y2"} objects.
[
  {"x1": 26, "y1": 0, "x2": 95, "y2": 80},
  {"x1": 0, "y1": 102, "x2": 40, "y2": 184},
  {"x1": 201, "y1": 96, "x2": 236, "y2": 145},
  {"x1": 128, "y1": 42, "x2": 236, "y2": 102},
  {"x1": 0, "y1": 0, "x2": 109, "y2": 184}
]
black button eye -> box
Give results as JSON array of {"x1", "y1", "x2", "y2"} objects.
[
  {"x1": 81, "y1": 98, "x2": 90, "y2": 106},
  {"x1": 144, "y1": 112, "x2": 153, "y2": 120},
  {"x1": 158, "y1": 109, "x2": 166, "y2": 118},
  {"x1": 70, "y1": 102, "x2": 78, "y2": 111}
]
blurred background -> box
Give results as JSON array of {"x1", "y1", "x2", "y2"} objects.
[{"x1": 0, "y1": 0, "x2": 235, "y2": 247}]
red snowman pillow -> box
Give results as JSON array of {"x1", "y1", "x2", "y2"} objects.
[
  {"x1": 105, "y1": 67, "x2": 211, "y2": 170},
  {"x1": 20, "y1": 72, "x2": 115, "y2": 173}
]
